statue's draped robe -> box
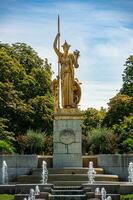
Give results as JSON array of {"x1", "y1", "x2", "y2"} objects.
[{"x1": 60, "y1": 54, "x2": 74, "y2": 108}]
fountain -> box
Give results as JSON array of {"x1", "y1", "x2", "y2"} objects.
[
  {"x1": 106, "y1": 196, "x2": 112, "y2": 200},
  {"x1": 100, "y1": 187, "x2": 112, "y2": 200},
  {"x1": 35, "y1": 185, "x2": 40, "y2": 195},
  {"x1": 95, "y1": 187, "x2": 101, "y2": 195},
  {"x1": 28, "y1": 188, "x2": 35, "y2": 200},
  {"x1": 41, "y1": 160, "x2": 48, "y2": 184},
  {"x1": 2, "y1": 160, "x2": 8, "y2": 184},
  {"x1": 101, "y1": 187, "x2": 107, "y2": 200},
  {"x1": 87, "y1": 161, "x2": 96, "y2": 184},
  {"x1": 128, "y1": 162, "x2": 133, "y2": 182}
]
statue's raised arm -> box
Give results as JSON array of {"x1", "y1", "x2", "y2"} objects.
[
  {"x1": 73, "y1": 50, "x2": 80, "y2": 68},
  {"x1": 53, "y1": 33, "x2": 62, "y2": 58}
]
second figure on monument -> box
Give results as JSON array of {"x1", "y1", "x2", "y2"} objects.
[{"x1": 53, "y1": 33, "x2": 81, "y2": 109}]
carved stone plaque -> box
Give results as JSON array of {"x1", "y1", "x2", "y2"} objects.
[{"x1": 60, "y1": 129, "x2": 75, "y2": 144}]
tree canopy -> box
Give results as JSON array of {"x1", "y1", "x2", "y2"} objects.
[
  {"x1": 0, "y1": 42, "x2": 53, "y2": 136},
  {"x1": 121, "y1": 55, "x2": 133, "y2": 96}
]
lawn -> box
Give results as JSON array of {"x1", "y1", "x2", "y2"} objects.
[
  {"x1": 0, "y1": 194, "x2": 14, "y2": 200},
  {"x1": 121, "y1": 194, "x2": 133, "y2": 200},
  {"x1": 0, "y1": 193, "x2": 133, "y2": 200}
]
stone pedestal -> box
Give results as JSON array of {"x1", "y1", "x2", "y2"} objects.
[{"x1": 53, "y1": 109, "x2": 82, "y2": 168}]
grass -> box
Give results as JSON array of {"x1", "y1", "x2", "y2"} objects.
[
  {"x1": 0, "y1": 194, "x2": 14, "y2": 200},
  {"x1": 121, "y1": 194, "x2": 133, "y2": 200},
  {"x1": 0, "y1": 194, "x2": 133, "y2": 200}
]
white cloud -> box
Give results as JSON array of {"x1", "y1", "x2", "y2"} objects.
[{"x1": 80, "y1": 81, "x2": 122, "y2": 110}]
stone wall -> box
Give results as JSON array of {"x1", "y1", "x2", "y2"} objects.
[
  {"x1": 97, "y1": 154, "x2": 133, "y2": 181},
  {"x1": 0, "y1": 155, "x2": 38, "y2": 183},
  {"x1": 0, "y1": 154, "x2": 132, "y2": 183}
]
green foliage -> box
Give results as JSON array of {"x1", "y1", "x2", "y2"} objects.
[
  {"x1": 0, "y1": 118, "x2": 15, "y2": 154},
  {"x1": 121, "y1": 194, "x2": 133, "y2": 200},
  {"x1": 16, "y1": 135, "x2": 27, "y2": 154},
  {"x1": 82, "y1": 107, "x2": 106, "y2": 134},
  {"x1": 16, "y1": 129, "x2": 53, "y2": 155},
  {"x1": 0, "y1": 194, "x2": 14, "y2": 200},
  {"x1": 121, "y1": 55, "x2": 133, "y2": 97},
  {"x1": 25, "y1": 129, "x2": 44, "y2": 154},
  {"x1": 0, "y1": 42, "x2": 53, "y2": 136},
  {"x1": 103, "y1": 93, "x2": 133, "y2": 127},
  {"x1": 0, "y1": 140, "x2": 15, "y2": 154},
  {"x1": 0, "y1": 118, "x2": 14, "y2": 143},
  {"x1": 43, "y1": 134, "x2": 53, "y2": 155},
  {"x1": 112, "y1": 115, "x2": 133, "y2": 153},
  {"x1": 29, "y1": 95, "x2": 53, "y2": 132},
  {"x1": 88, "y1": 127, "x2": 117, "y2": 154},
  {"x1": 123, "y1": 138, "x2": 133, "y2": 153},
  {"x1": 11, "y1": 43, "x2": 44, "y2": 73}
]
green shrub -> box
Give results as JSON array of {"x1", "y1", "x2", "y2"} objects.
[
  {"x1": 43, "y1": 134, "x2": 53, "y2": 155},
  {"x1": 16, "y1": 135, "x2": 27, "y2": 154},
  {"x1": 89, "y1": 127, "x2": 117, "y2": 154},
  {"x1": 112, "y1": 114, "x2": 133, "y2": 153},
  {"x1": 25, "y1": 129, "x2": 44, "y2": 154},
  {"x1": 121, "y1": 194, "x2": 133, "y2": 200},
  {"x1": 122, "y1": 138, "x2": 133, "y2": 153},
  {"x1": 16, "y1": 129, "x2": 53, "y2": 155},
  {"x1": 0, "y1": 140, "x2": 15, "y2": 154}
]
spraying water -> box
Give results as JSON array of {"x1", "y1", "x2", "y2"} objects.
[
  {"x1": 35, "y1": 185, "x2": 40, "y2": 195},
  {"x1": 28, "y1": 188, "x2": 35, "y2": 200},
  {"x1": 95, "y1": 187, "x2": 101, "y2": 195},
  {"x1": 128, "y1": 162, "x2": 133, "y2": 182},
  {"x1": 106, "y1": 196, "x2": 112, "y2": 200},
  {"x1": 101, "y1": 187, "x2": 107, "y2": 200},
  {"x1": 87, "y1": 161, "x2": 96, "y2": 184},
  {"x1": 41, "y1": 160, "x2": 48, "y2": 184},
  {"x1": 2, "y1": 160, "x2": 8, "y2": 184}
]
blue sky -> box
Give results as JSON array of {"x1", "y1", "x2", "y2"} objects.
[{"x1": 0, "y1": 0, "x2": 133, "y2": 110}]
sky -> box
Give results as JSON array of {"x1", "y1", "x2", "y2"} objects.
[{"x1": 0, "y1": 0, "x2": 133, "y2": 110}]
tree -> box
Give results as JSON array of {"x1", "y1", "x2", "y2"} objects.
[
  {"x1": 0, "y1": 42, "x2": 53, "y2": 135},
  {"x1": 29, "y1": 95, "x2": 53, "y2": 132},
  {"x1": 112, "y1": 114, "x2": 133, "y2": 153},
  {"x1": 82, "y1": 107, "x2": 106, "y2": 134},
  {"x1": 103, "y1": 93, "x2": 133, "y2": 127},
  {"x1": 0, "y1": 118, "x2": 15, "y2": 154},
  {"x1": 121, "y1": 55, "x2": 133, "y2": 96}
]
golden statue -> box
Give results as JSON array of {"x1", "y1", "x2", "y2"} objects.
[{"x1": 53, "y1": 17, "x2": 81, "y2": 110}]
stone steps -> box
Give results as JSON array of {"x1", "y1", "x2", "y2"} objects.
[
  {"x1": 15, "y1": 183, "x2": 53, "y2": 193},
  {"x1": 54, "y1": 186, "x2": 82, "y2": 190},
  {"x1": 82, "y1": 183, "x2": 120, "y2": 194},
  {"x1": 16, "y1": 174, "x2": 118, "y2": 184},
  {"x1": 51, "y1": 189, "x2": 84, "y2": 195},
  {"x1": 50, "y1": 185, "x2": 87, "y2": 200},
  {"x1": 49, "y1": 194, "x2": 87, "y2": 200},
  {"x1": 32, "y1": 167, "x2": 104, "y2": 175},
  {"x1": 50, "y1": 181, "x2": 87, "y2": 186},
  {"x1": 49, "y1": 174, "x2": 119, "y2": 181}
]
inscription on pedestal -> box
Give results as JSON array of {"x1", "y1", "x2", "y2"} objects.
[{"x1": 59, "y1": 129, "x2": 75, "y2": 145}]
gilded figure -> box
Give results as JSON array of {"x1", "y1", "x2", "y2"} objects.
[{"x1": 53, "y1": 33, "x2": 81, "y2": 109}]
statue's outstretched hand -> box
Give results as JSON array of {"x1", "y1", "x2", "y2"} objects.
[{"x1": 74, "y1": 50, "x2": 80, "y2": 57}]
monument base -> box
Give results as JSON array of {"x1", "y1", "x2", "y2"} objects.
[{"x1": 53, "y1": 108, "x2": 82, "y2": 168}]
